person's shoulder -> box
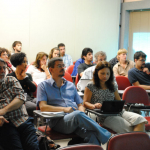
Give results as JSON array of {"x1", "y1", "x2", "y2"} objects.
[
  {"x1": 109, "y1": 56, "x2": 117, "y2": 62},
  {"x1": 84, "y1": 65, "x2": 96, "y2": 72},
  {"x1": 113, "y1": 63, "x2": 119, "y2": 68},
  {"x1": 4, "y1": 76, "x2": 18, "y2": 83},
  {"x1": 26, "y1": 73, "x2": 32, "y2": 78},
  {"x1": 76, "y1": 58, "x2": 84, "y2": 63},
  {"x1": 128, "y1": 67, "x2": 136, "y2": 74},
  {"x1": 7, "y1": 72, "x2": 15, "y2": 77}
]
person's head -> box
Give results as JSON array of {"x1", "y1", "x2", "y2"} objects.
[
  {"x1": 94, "y1": 51, "x2": 107, "y2": 64},
  {"x1": 10, "y1": 52, "x2": 27, "y2": 70},
  {"x1": 48, "y1": 57, "x2": 65, "y2": 77},
  {"x1": 93, "y1": 61, "x2": 114, "y2": 91},
  {"x1": 12, "y1": 41, "x2": 22, "y2": 53},
  {"x1": 33, "y1": 52, "x2": 48, "y2": 70},
  {"x1": 117, "y1": 48, "x2": 127, "y2": 62},
  {"x1": 81, "y1": 48, "x2": 93, "y2": 62},
  {"x1": 48, "y1": 47, "x2": 60, "y2": 59},
  {"x1": 0, "y1": 58, "x2": 7, "y2": 82},
  {"x1": 0, "y1": 47, "x2": 9, "y2": 62},
  {"x1": 58, "y1": 43, "x2": 65, "y2": 56},
  {"x1": 134, "y1": 51, "x2": 147, "y2": 69}
]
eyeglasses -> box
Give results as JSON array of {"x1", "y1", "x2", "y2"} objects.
[
  {"x1": 56, "y1": 64, "x2": 66, "y2": 68},
  {"x1": 139, "y1": 59, "x2": 146, "y2": 62},
  {"x1": 2, "y1": 54, "x2": 8, "y2": 56}
]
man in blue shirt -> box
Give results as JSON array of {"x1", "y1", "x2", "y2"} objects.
[
  {"x1": 128, "y1": 51, "x2": 150, "y2": 89},
  {"x1": 37, "y1": 57, "x2": 111, "y2": 146}
]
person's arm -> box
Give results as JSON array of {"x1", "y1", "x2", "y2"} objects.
[
  {"x1": 114, "y1": 90, "x2": 121, "y2": 100},
  {"x1": 41, "y1": 65, "x2": 51, "y2": 79},
  {"x1": 69, "y1": 55, "x2": 73, "y2": 66},
  {"x1": 143, "y1": 68, "x2": 150, "y2": 75},
  {"x1": 0, "y1": 116, "x2": 9, "y2": 127},
  {"x1": 78, "y1": 64, "x2": 84, "y2": 77},
  {"x1": 39, "y1": 101, "x2": 74, "y2": 113},
  {"x1": 132, "y1": 81, "x2": 150, "y2": 90},
  {"x1": 78, "y1": 103, "x2": 85, "y2": 112},
  {"x1": 83, "y1": 87, "x2": 102, "y2": 109},
  {"x1": 0, "y1": 98, "x2": 24, "y2": 116}
]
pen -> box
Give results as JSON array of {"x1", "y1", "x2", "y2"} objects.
[{"x1": 71, "y1": 106, "x2": 76, "y2": 111}]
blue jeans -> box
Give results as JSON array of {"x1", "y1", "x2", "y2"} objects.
[
  {"x1": 51, "y1": 111, "x2": 111, "y2": 145},
  {"x1": 0, "y1": 117, "x2": 39, "y2": 150}
]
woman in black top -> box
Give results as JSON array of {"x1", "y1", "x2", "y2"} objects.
[{"x1": 7, "y1": 52, "x2": 36, "y2": 116}]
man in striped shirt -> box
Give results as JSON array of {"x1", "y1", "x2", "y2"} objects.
[{"x1": 0, "y1": 58, "x2": 39, "y2": 150}]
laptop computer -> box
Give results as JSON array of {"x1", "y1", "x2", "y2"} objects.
[
  {"x1": 80, "y1": 79, "x2": 91, "y2": 92},
  {"x1": 94, "y1": 100, "x2": 125, "y2": 114}
]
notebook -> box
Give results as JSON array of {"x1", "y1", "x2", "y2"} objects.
[
  {"x1": 41, "y1": 111, "x2": 65, "y2": 117},
  {"x1": 79, "y1": 79, "x2": 91, "y2": 92},
  {"x1": 94, "y1": 100, "x2": 125, "y2": 114}
]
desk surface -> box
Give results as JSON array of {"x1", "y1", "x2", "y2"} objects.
[
  {"x1": 33, "y1": 110, "x2": 64, "y2": 119},
  {"x1": 86, "y1": 109, "x2": 119, "y2": 117}
]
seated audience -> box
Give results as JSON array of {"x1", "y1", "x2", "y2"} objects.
[
  {"x1": 0, "y1": 47, "x2": 14, "y2": 75},
  {"x1": 71, "y1": 53, "x2": 85, "y2": 76},
  {"x1": 26, "y1": 52, "x2": 51, "y2": 85},
  {"x1": 128, "y1": 51, "x2": 150, "y2": 90},
  {"x1": 109, "y1": 55, "x2": 119, "y2": 68},
  {"x1": 78, "y1": 48, "x2": 94, "y2": 79},
  {"x1": 48, "y1": 47, "x2": 60, "y2": 60},
  {"x1": 7, "y1": 52, "x2": 36, "y2": 116},
  {"x1": 113, "y1": 49, "x2": 134, "y2": 77},
  {"x1": 58, "y1": 43, "x2": 73, "y2": 70},
  {"x1": 84, "y1": 61, "x2": 147, "y2": 133},
  {"x1": 0, "y1": 58, "x2": 39, "y2": 150},
  {"x1": 77, "y1": 51, "x2": 118, "y2": 91},
  {"x1": 37, "y1": 57, "x2": 111, "y2": 146}
]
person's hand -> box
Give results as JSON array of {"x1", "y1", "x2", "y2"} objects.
[
  {"x1": 0, "y1": 108, "x2": 7, "y2": 116},
  {"x1": 64, "y1": 107, "x2": 77, "y2": 113},
  {"x1": 143, "y1": 68, "x2": 150, "y2": 75},
  {"x1": 94, "y1": 103, "x2": 102, "y2": 109},
  {"x1": 0, "y1": 116, "x2": 9, "y2": 127},
  {"x1": 16, "y1": 70, "x2": 26, "y2": 80},
  {"x1": 41, "y1": 64, "x2": 47, "y2": 71}
]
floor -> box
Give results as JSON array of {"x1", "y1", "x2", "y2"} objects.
[{"x1": 53, "y1": 112, "x2": 150, "y2": 150}]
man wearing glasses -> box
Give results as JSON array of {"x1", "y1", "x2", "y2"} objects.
[
  {"x1": 128, "y1": 51, "x2": 150, "y2": 90},
  {"x1": 37, "y1": 57, "x2": 111, "y2": 146}
]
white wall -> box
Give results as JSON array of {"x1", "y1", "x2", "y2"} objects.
[{"x1": 0, "y1": 0, "x2": 120, "y2": 62}]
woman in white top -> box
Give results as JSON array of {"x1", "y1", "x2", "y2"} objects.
[{"x1": 27, "y1": 52, "x2": 51, "y2": 85}]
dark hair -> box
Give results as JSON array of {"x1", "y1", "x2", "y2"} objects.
[
  {"x1": 48, "y1": 47, "x2": 60, "y2": 59},
  {"x1": 0, "y1": 58, "x2": 6, "y2": 65},
  {"x1": 134, "y1": 51, "x2": 147, "y2": 61},
  {"x1": 0, "y1": 47, "x2": 8, "y2": 57},
  {"x1": 81, "y1": 48, "x2": 93, "y2": 59},
  {"x1": 48, "y1": 57, "x2": 63, "y2": 68},
  {"x1": 12, "y1": 41, "x2": 22, "y2": 50},
  {"x1": 33, "y1": 52, "x2": 48, "y2": 71},
  {"x1": 58, "y1": 43, "x2": 65, "y2": 48},
  {"x1": 10, "y1": 52, "x2": 26, "y2": 67},
  {"x1": 93, "y1": 61, "x2": 115, "y2": 91}
]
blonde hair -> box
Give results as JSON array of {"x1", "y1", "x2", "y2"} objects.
[{"x1": 117, "y1": 49, "x2": 127, "y2": 55}]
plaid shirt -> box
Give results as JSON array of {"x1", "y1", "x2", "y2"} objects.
[
  {"x1": 62, "y1": 54, "x2": 73, "y2": 70},
  {"x1": 0, "y1": 76, "x2": 28, "y2": 127}
]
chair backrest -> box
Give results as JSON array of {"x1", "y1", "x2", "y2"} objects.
[
  {"x1": 75, "y1": 74, "x2": 79, "y2": 86},
  {"x1": 66, "y1": 65, "x2": 74, "y2": 75},
  {"x1": 115, "y1": 76, "x2": 131, "y2": 90},
  {"x1": 63, "y1": 72, "x2": 73, "y2": 82},
  {"x1": 32, "y1": 81, "x2": 38, "y2": 98},
  {"x1": 73, "y1": 61, "x2": 76, "y2": 65},
  {"x1": 122, "y1": 86, "x2": 149, "y2": 105},
  {"x1": 106, "y1": 132, "x2": 150, "y2": 150},
  {"x1": 58, "y1": 144, "x2": 103, "y2": 150}
]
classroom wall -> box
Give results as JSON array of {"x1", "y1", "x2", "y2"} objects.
[{"x1": 0, "y1": 0, "x2": 120, "y2": 62}]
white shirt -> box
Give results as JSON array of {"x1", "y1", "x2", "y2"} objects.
[
  {"x1": 77, "y1": 65, "x2": 118, "y2": 91},
  {"x1": 26, "y1": 65, "x2": 47, "y2": 85}
]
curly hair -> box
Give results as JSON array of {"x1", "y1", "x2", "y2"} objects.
[
  {"x1": 10, "y1": 52, "x2": 26, "y2": 67},
  {"x1": 48, "y1": 47, "x2": 60, "y2": 59},
  {"x1": 33, "y1": 52, "x2": 48, "y2": 71},
  {"x1": 0, "y1": 47, "x2": 9, "y2": 57},
  {"x1": 93, "y1": 61, "x2": 115, "y2": 91}
]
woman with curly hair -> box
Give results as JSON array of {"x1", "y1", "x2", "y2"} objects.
[
  {"x1": 48, "y1": 47, "x2": 60, "y2": 60},
  {"x1": 84, "y1": 61, "x2": 147, "y2": 133},
  {"x1": 7, "y1": 52, "x2": 36, "y2": 116},
  {"x1": 27, "y1": 52, "x2": 51, "y2": 85}
]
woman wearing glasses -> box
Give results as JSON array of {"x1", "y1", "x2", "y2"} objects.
[{"x1": 26, "y1": 52, "x2": 51, "y2": 85}]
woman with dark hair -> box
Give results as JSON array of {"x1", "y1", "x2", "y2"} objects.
[
  {"x1": 27, "y1": 52, "x2": 51, "y2": 85},
  {"x1": 84, "y1": 61, "x2": 147, "y2": 133},
  {"x1": 7, "y1": 52, "x2": 36, "y2": 116}
]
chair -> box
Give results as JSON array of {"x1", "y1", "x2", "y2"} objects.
[
  {"x1": 73, "y1": 61, "x2": 76, "y2": 65},
  {"x1": 58, "y1": 144, "x2": 103, "y2": 150},
  {"x1": 66, "y1": 65, "x2": 74, "y2": 75},
  {"x1": 63, "y1": 72, "x2": 73, "y2": 82},
  {"x1": 75, "y1": 74, "x2": 79, "y2": 86},
  {"x1": 122, "y1": 86, "x2": 150, "y2": 130},
  {"x1": 32, "y1": 81, "x2": 38, "y2": 98},
  {"x1": 106, "y1": 132, "x2": 150, "y2": 150},
  {"x1": 115, "y1": 76, "x2": 131, "y2": 90}
]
